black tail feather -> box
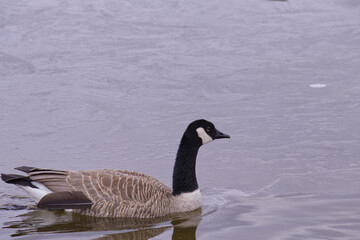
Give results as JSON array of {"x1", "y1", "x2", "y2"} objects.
[
  {"x1": 15, "y1": 166, "x2": 37, "y2": 173},
  {"x1": 1, "y1": 173, "x2": 37, "y2": 188},
  {"x1": 15, "y1": 166, "x2": 67, "y2": 175}
]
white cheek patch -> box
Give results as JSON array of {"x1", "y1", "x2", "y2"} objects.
[{"x1": 196, "y1": 127, "x2": 213, "y2": 145}]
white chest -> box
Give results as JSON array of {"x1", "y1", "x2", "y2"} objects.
[{"x1": 172, "y1": 189, "x2": 202, "y2": 212}]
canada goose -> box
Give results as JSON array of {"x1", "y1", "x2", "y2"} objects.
[{"x1": 1, "y1": 119, "x2": 230, "y2": 218}]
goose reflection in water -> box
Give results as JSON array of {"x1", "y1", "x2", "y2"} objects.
[{"x1": 3, "y1": 208, "x2": 201, "y2": 240}]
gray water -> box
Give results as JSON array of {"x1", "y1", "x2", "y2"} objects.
[{"x1": 1, "y1": 0, "x2": 360, "y2": 239}]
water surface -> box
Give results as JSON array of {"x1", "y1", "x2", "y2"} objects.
[{"x1": 1, "y1": 0, "x2": 360, "y2": 239}]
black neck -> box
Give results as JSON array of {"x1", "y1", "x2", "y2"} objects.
[{"x1": 172, "y1": 135, "x2": 201, "y2": 196}]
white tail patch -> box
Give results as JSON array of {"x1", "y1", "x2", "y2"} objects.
[
  {"x1": 17, "y1": 182, "x2": 53, "y2": 203},
  {"x1": 196, "y1": 127, "x2": 213, "y2": 145}
]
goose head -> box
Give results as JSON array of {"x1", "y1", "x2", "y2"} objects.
[
  {"x1": 184, "y1": 119, "x2": 230, "y2": 146},
  {"x1": 172, "y1": 119, "x2": 230, "y2": 196}
]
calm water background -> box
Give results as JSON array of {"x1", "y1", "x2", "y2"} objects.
[{"x1": 1, "y1": 0, "x2": 360, "y2": 239}]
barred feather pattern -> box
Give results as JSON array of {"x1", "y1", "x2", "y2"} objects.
[{"x1": 27, "y1": 168, "x2": 200, "y2": 218}]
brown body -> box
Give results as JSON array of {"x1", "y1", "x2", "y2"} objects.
[{"x1": 26, "y1": 168, "x2": 188, "y2": 218}]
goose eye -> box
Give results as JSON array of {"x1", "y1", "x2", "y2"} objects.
[{"x1": 206, "y1": 126, "x2": 211, "y2": 132}]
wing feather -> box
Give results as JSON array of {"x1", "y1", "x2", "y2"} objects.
[{"x1": 11, "y1": 166, "x2": 173, "y2": 217}]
